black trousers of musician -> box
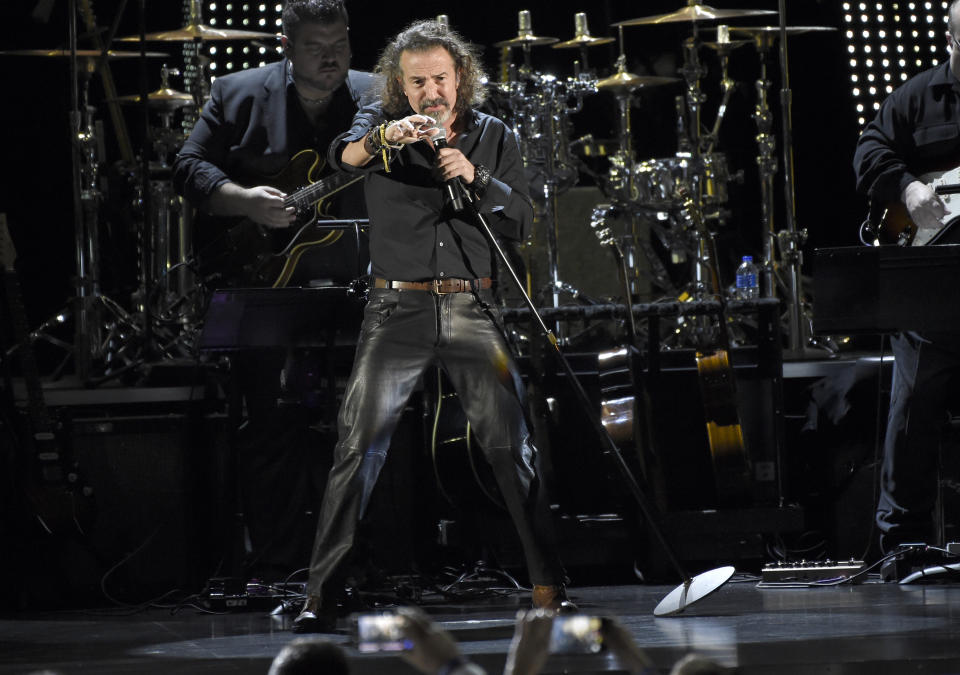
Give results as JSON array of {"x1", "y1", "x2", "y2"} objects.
[
  {"x1": 304, "y1": 286, "x2": 565, "y2": 601},
  {"x1": 877, "y1": 331, "x2": 960, "y2": 552}
]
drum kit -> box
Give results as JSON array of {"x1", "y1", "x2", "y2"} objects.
[
  {"x1": 486, "y1": 6, "x2": 836, "y2": 351},
  {"x1": 2, "y1": 0, "x2": 277, "y2": 381}
]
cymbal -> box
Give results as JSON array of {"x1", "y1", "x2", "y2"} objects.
[
  {"x1": 596, "y1": 71, "x2": 681, "y2": 92},
  {"x1": 0, "y1": 48, "x2": 169, "y2": 58},
  {"x1": 118, "y1": 23, "x2": 277, "y2": 42},
  {"x1": 728, "y1": 25, "x2": 838, "y2": 36},
  {"x1": 553, "y1": 34, "x2": 616, "y2": 49},
  {"x1": 701, "y1": 39, "x2": 754, "y2": 51},
  {"x1": 493, "y1": 33, "x2": 559, "y2": 48},
  {"x1": 614, "y1": 4, "x2": 777, "y2": 26},
  {"x1": 112, "y1": 88, "x2": 196, "y2": 110}
]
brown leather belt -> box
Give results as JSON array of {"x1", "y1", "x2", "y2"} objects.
[{"x1": 374, "y1": 277, "x2": 492, "y2": 294}]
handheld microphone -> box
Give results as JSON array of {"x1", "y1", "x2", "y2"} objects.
[{"x1": 431, "y1": 126, "x2": 465, "y2": 213}]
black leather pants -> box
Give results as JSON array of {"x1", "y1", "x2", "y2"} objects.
[{"x1": 305, "y1": 287, "x2": 564, "y2": 599}]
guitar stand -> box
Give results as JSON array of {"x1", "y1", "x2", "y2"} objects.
[{"x1": 459, "y1": 189, "x2": 735, "y2": 616}]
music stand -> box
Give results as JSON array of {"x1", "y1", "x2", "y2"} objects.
[{"x1": 198, "y1": 286, "x2": 363, "y2": 577}]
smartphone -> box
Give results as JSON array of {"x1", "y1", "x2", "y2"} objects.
[
  {"x1": 548, "y1": 615, "x2": 605, "y2": 654},
  {"x1": 355, "y1": 613, "x2": 412, "y2": 653}
]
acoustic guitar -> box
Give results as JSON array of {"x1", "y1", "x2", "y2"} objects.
[
  {"x1": 207, "y1": 148, "x2": 363, "y2": 288},
  {"x1": 674, "y1": 189, "x2": 753, "y2": 507}
]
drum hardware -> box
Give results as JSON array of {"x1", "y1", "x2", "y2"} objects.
[
  {"x1": 592, "y1": 24, "x2": 688, "y2": 300},
  {"x1": 491, "y1": 14, "x2": 599, "y2": 336},
  {"x1": 728, "y1": 23, "x2": 837, "y2": 355},
  {"x1": 700, "y1": 26, "x2": 740, "y2": 156},
  {"x1": 612, "y1": 11, "x2": 743, "y2": 332},
  {"x1": 0, "y1": 5, "x2": 151, "y2": 381}
]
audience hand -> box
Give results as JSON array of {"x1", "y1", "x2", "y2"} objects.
[
  {"x1": 600, "y1": 616, "x2": 655, "y2": 674},
  {"x1": 395, "y1": 606, "x2": 462, "y2": 674},
  {"x1": 502, "y1": 608, "x2": 554, "y2": 675}
]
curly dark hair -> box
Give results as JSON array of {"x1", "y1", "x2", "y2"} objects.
[
  {"x1": 375, "y1": 20, "x2": 487, "y2": 118},
  {"x1": 282, "y1": 0, "x2": 349, "y2": 40}
]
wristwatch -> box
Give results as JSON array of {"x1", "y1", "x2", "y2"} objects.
[{"x1": 471, "y1": 163, "x2": 491, "y2": 197}]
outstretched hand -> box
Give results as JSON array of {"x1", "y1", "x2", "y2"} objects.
[{"x1": 384, "y1": 115, "x2": 439, "y2": 146}]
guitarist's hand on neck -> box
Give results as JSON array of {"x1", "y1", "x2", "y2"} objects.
[
  {"x1": 206, "y1": 182, "x2": 297, "y2": 228},
  {"x1": 902, "y1": 179, "x2": 947, "y2": 234}
]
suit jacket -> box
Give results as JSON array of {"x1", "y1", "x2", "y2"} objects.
[{"x1": 173, "y1": 58, "x2": 375, "y2": 207}]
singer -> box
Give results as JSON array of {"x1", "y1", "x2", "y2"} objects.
[{"x1": 293, "y1": 19, "x2": 573, "y2": 633}]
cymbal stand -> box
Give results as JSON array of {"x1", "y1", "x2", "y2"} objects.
[
  {"x1": 751, "y1": 35, "x2": 779, "y2": 301},
  {"x1": 704, "y1": 29, "x2": 737, "y2": 156},
  {"x1": 605, "y1": 31, "x2": 676, "y2": 297},
  {"x1": 30, "y1": 0, "x2": 141, "y2": 381},
  {"x1": 773, "y1": 0, "x2": 811, "y2": 356},
  {"x1": 496, "y1": 66, "x2": 597, "y2": 337},
  {"x1": 679, "y1": 25, "x2": 712, "y2": 304}
]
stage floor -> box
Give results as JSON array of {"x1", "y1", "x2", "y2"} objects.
[{"x1": 4, "y1": 578, "x2": 960, "y2": 674}]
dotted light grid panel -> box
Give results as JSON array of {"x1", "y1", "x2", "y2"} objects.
[
  {"x1": 845, "y1": 1, "x2": 949, "y2": 127},
  {"x1": 205, "y1": 2, "x2": 283, "y2": 78}
]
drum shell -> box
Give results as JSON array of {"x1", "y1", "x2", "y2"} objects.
[{"x1": 634, "y1": 154, "x2": 729, "y2": 206}]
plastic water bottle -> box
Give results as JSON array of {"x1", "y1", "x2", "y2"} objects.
[{"x1": 735, "y1": 256, "x2": 759, "y2": 300}]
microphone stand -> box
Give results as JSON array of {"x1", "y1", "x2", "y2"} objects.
[{"x1": 456, "y1": 187, "x2": 734, "y2": 616}]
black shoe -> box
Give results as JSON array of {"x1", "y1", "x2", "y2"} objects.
[{"x1": 291, "y1": 595, "x2": 338, "y2": 633}]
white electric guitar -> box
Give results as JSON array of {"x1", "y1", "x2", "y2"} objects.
[{"x1": 873, "y1": 166, "x2": 960, "y2": 246}]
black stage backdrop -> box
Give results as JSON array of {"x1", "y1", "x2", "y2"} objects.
[{"x1": 0, "y1": 0, "x2": 861, "y2": 336}]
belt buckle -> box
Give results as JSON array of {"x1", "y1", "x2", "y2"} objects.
[{"x1": 433, "y1": 279, "x2": 453, "y2": 294}]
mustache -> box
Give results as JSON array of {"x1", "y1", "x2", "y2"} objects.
[{"x1": 419, "y1": 98, "x2": 449, "y2": 113}]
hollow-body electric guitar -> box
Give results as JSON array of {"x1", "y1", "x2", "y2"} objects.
[{"x1": 216, "y1": 148, "x2": 363, "y2": 287}]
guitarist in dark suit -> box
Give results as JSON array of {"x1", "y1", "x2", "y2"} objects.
[
  {"x1": 172, "y1": 0, "x2": 374, "y2": 581},
  {"x1": 853, "y1": 0, "x2": 960, "y2": 554}
]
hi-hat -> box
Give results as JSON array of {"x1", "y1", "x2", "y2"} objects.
[
  {"x1": 112, "y1": 88, "x2": 196, "y2": 110},
  {"x1": 0, "y1": 48, "x2": 169, "y2": 58},
  {"x1": 118, "y1": 23, "x2": 277, "y2": 41},
  {"x1": 614, "y1": 4, "x2": 777, "y2": 26},
  {"x1": 597, "y1": 71, "x2": 681, "y2": 92}
]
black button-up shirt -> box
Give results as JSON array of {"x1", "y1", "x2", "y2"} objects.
[
  {"x1": 329, "y1": 102, "x2": 533, "y2": 281},
  {"x1": 854, "y1": 61, "x2": 960, "y2": 203}
]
